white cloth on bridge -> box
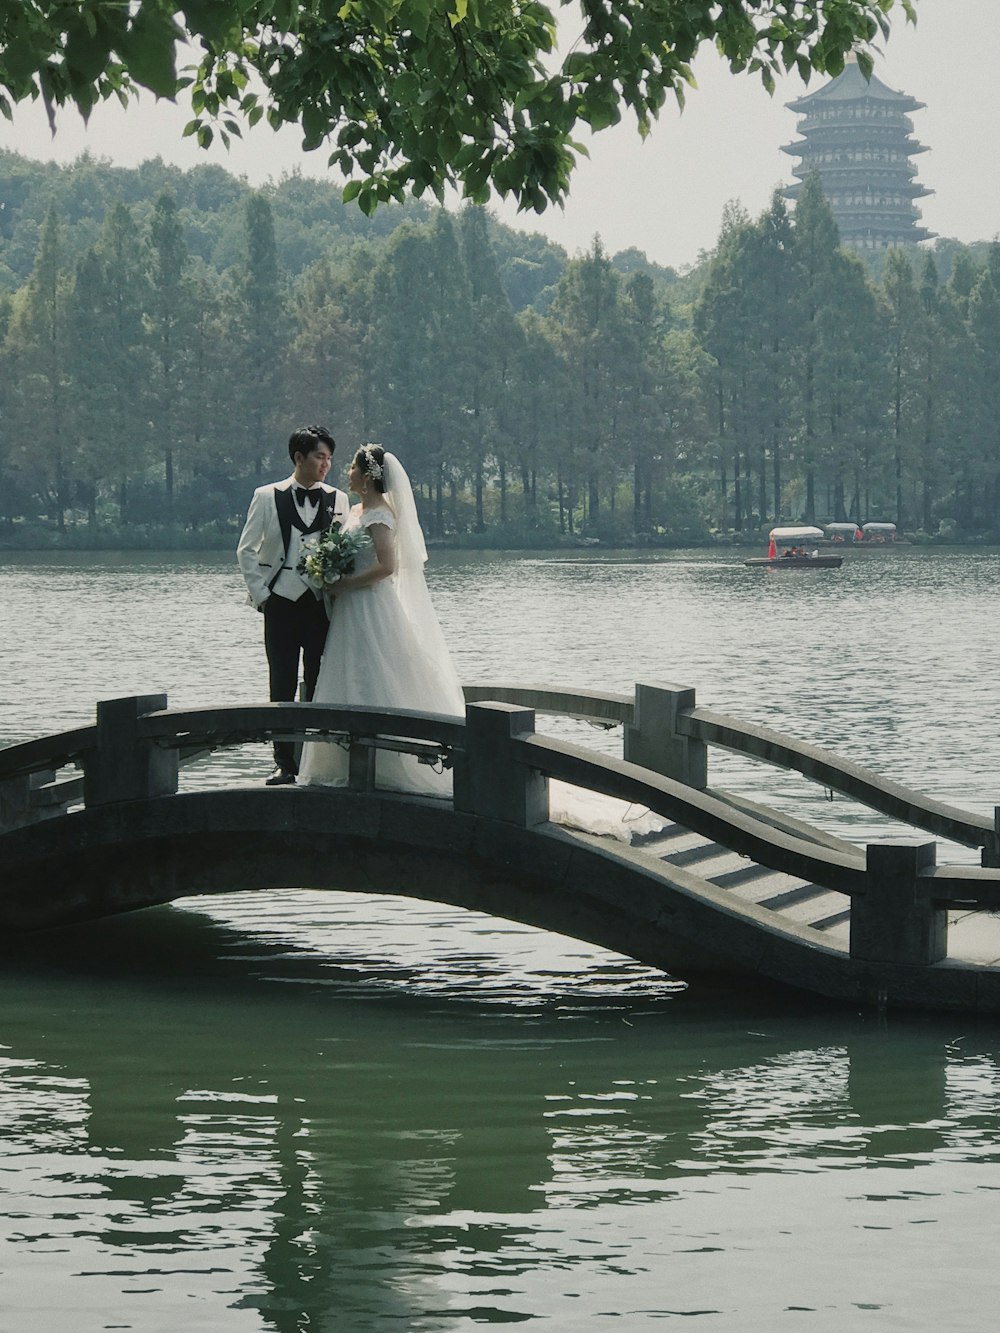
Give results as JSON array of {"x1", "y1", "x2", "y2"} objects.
[{"x1": 548, "y1": 785, "x2": 664, "y2": 842}]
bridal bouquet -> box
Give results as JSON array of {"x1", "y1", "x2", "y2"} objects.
[{"x1": 297, "y1": 523, "x2": 372, "y2": 588}]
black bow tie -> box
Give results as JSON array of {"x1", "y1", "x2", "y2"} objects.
[{"x1": 295, "y1": 487, "x2": 321, "y2": 508}]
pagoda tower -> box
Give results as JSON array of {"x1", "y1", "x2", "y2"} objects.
[{"x1": 782, "y1": 56, "x2": 934, "y2": 250}]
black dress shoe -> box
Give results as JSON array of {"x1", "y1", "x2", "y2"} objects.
[{"x1": 265, "y1": 769, "x2": 296, "y2": 786}]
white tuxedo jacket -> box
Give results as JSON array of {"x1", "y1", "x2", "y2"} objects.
[{"x1": 237, "y1": 475, "x2": 349, "y2": 609}]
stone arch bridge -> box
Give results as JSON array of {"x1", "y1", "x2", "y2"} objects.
[{"x1": 3, "y1": 683, "x2": 1000, "y2": 1014}]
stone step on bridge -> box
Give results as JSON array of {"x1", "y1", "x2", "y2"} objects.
[{"x1": 3, "y1": 683, "x2": 1000, "y2": 1014}]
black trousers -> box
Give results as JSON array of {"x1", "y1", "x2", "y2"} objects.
[{"x1": 263, "y1": 590, "x2": 329, "y2": 773}]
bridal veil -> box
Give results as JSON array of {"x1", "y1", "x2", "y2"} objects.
[{"x1": 381, "y1": 452, "x2": 464, "y2": 715}]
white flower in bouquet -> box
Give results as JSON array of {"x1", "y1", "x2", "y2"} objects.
[{"x1": 297, "y1": 523, "x2": 372, "y2": 588}]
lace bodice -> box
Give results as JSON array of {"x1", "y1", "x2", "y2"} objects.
[
  {"x1": 349, "y1": 503, "x2": 395, "y2": 532},
  {"x1": 345, "y1": 503, "x2": 395, "y2": 575}
]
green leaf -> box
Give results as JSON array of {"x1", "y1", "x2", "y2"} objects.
[
  {"x1": 181, "y1": 0, "x2": 245, "y2": 46},
  {"x1": 581, "y1": 96, "x2": 620, "y2": 132},
  {"x1": 118, "y1": 2, "x2": 183, "y2": 99},
  {"x1": 64, "y1": 18, "x2": 116, "y2": 84},
  {"x1": 392, "y1": 72, "x2": 420, "y2": 105}
]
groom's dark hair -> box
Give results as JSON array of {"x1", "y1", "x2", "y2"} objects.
[{"x1": 288, "y1": 424, "x2": 335, "y2": 462}]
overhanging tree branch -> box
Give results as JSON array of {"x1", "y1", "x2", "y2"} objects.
[{"x1": 0, "y1": 0, "x2": 918, "y2": 211}]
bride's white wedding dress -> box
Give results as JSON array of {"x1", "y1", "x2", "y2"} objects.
[
  {"x1": 299, "y1": 499, "x2": 463, "y2": 797},
  {"x1": 300, "y1": 454, "x2": 661, "y2": 842}
]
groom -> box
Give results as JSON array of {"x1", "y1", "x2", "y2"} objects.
[{"x1": 237, "y1": 425, "x2": 349, "y2": 784}]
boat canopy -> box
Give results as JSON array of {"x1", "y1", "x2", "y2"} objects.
[
  {"x1": 862, "y1": 522, "x2": 897, "y2": 533},
  {"x1": 769, "y1": 526, "x2": 825, "y2": 542},
  {"x1": 825, "y1": 522, "x2": 860, "y2": 534}
]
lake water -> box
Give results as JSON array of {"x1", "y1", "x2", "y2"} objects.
[{"x1": 2, "y1": 545, "x2": 1000, "y2": 1331}]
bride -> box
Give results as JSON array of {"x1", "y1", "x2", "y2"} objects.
[
  {"x1": 300, "y1": 445, "x2": 661, "y2": 841},
  {"x1": 299, "y1": 444, "x2": 462, "y2": 796}
]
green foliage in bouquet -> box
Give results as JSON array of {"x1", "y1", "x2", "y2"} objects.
[{"x1": 297, "y1": 522, "x2": 372, "y2": 587}]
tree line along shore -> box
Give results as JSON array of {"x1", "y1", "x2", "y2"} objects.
[{"x1": 1, "y1": 150, "x2": 997, "y2": 551}]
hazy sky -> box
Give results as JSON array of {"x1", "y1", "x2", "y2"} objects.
[{"x1": 1, "y1": 0, "x2": 996, "y2": 270}]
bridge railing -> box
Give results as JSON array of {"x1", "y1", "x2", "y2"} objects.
[
  {"x1": 457, "y1": 701, "x2": 866, "y2": 890},
  {"x1": 4, "y1": 681, "x2": 997, "y2": 867},
  {"x1": 467, "y1": 681, "x2": 1000, "y2": 867},
  {"x1": 0, "y1": 694, "x2": 464, "y2": 827},
  {"x1": 4, "y1": 684, "x2": 997, "y2": 868},
  {"x1": 4, "y1": 687, "x2": 1000, "y2": 972},
  {"x1": 461, "y1": 700, "x2": 1000, "y2": 971}
]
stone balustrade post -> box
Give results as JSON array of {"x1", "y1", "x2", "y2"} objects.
[
  {"x1": 850, "y1": 839, "x2": 945, "y2": 965},
  {"x1": 83, "y1": 694, "x2": 179, "y2": 807},
  {"x1": 453, "y1": 702, "x2": 548, "y2": 827},
  {"x1": 0, "y1": 768, "x2": 65, "y2": 833},
  {"x1": 982, "y1": 808, "x2": 1000, "y2": 868},
  {"x1": 623, "y1": 683, "x2": 707, "y2": 788},
  {"x1": 348, "y1": 737, "x2": 377, "y2": 791},
  {"x1": 0, "y1": 773, "x2": 33, "y2": 833}
]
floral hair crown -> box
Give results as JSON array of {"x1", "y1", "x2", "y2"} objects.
[{"x1": 359, "y1": 444, "x2": 383, "y2": 481}]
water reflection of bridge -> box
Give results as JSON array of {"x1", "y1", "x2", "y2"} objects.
[
  {"x1": 3, "y1": 910, "x2": 995, "y2": 1328},
  {"x1": 3, "y1": 683, "x2": 1000, "y2": 1013}
]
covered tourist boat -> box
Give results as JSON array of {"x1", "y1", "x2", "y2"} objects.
[
  {"x1": 861, "y1": 521, "x2": 900, "y2": 542},
  {"x1": 745, "y1": 526, "x2": 844, "y2": 570},
  {"x1": 825, "y1": 522, "x2": 863, "y2": 543}
]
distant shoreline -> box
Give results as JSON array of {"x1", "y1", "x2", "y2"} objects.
[{"x1": 1, "y1": 531, "x2": 994, "y2": 556}]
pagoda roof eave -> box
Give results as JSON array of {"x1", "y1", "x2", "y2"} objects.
[{"x1": 786, "y1": 62, "x2": 923, "y2": 112}]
